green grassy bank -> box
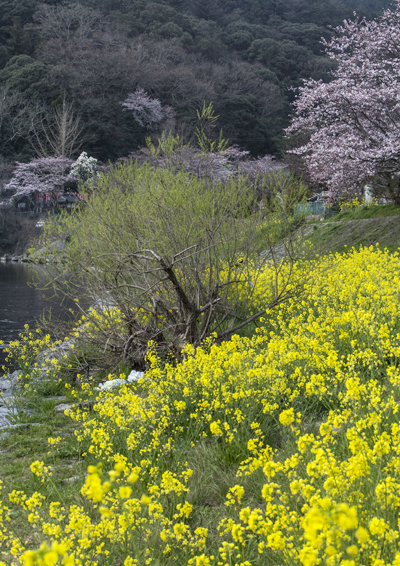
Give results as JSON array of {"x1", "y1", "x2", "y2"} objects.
[{"x1": 306, "y1": 204, "x2": 400, "y2": 253}]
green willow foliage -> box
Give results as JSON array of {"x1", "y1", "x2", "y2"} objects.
[{"x1": 38, "y1": 156, "x2": 308, "y2": 369}]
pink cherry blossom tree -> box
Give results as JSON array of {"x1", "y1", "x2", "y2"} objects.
[
  {"x1": 120, "y1": 88, "x2": 174, "y2": 130},
  {"x1": 4, "y1": 156, "x2": 77, "y2": 209},
  {"x1": 286, "y1": 1, "x2": 400, "y2": 205}
]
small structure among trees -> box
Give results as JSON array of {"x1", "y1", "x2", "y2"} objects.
[
  {"x1": 56, "y1": 195, "x2": 81, "y2": 209},
  {"x1": 286, "y1": 0, "x2": 400, "y2": 206}
]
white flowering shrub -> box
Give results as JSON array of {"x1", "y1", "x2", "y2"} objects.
[{"x1": 70, "y1": 152, "x2": 98, "y2": 182}]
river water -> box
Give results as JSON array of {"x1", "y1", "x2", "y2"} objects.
[{"x1": 0, "y1": 262, "x2": 71, "y2": 369}]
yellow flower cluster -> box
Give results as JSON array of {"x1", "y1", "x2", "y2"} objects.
[
  {"x1": 3, "y1": 327, "x2": 65, "y2": 383},
  {"x1": 30, "y1": 462, "x2": 52, "y2": 484},
  {"x1": 1, "y1": 246, "x2": 400, "y2": 566},
  {"x1": 339, "y1": 196, "x2": 380, "y2": 211}
]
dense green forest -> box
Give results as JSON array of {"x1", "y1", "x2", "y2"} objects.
[{"x1": 0, "y1": 0, "x2": 392, "y2": 162}]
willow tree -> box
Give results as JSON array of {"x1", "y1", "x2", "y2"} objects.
[{"x1": 38, "y1": 152, "x2": 308, "y2": 372}]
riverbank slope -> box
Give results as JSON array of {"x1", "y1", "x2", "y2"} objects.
[
  {"x1": 1, "y1": 246, "x2": 400, "y2": 565},
  {"x1": 307, "y1": 213, "x2": 400, "y2": 253}
]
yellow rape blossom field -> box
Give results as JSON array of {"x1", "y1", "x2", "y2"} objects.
[{"x1": 2, "y1": 246, "x2": 400, "y2": 566}]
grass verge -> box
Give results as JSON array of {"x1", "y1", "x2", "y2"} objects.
[
  {"x1": 306, "y1": 214, "x2": 400, "y2": 254},
  {"x1": 326, "y1": 203, "x2": 400, "y2": 222}
]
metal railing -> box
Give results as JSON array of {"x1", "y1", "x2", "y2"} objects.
[{"x1": 295, "y1": 202, "x2": 338, "y2": 217}]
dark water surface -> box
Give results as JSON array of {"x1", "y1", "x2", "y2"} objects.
[{"x1": 0, "y1": 262, "x2": 71, "y2": 369}]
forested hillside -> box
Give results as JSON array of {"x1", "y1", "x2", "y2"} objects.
[{"x1": 0, "y1": 0, "x2": 392, "y2": 162}]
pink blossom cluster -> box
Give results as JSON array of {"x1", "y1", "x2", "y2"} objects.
[
  {"x1": 128, "y1": 143, "x2": 251, "y2": 182},
  {"x1": 238, "y1": 154, "x2": 285, "y2": 179},
  {"x1": 5, "y1": 156, "x2": 77, "y2": 205},
  {"x1": 286, "y1": 0, "x2": 400, "y2": 202},
  {"x1": 120, "y1": 88, "x2": 174, "y2": 129}
]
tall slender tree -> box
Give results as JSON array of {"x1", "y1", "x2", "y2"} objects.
[{"x1": 29, "y1": 94, "x2": 82, "y2": 158}]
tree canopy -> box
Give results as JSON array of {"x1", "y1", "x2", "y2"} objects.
[
  {"x1": 0, "y1": 0, "x2": 392, "y2": 162},
  {"x1": 287, "y1": 0, "x2": 400, "y2": 204}
]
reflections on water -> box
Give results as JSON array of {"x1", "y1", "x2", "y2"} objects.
[{"x1": 0, "y1": 261, "x2": 72, "y2": 368}]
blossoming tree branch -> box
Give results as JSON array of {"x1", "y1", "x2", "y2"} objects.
[{"x1": 286, "y1": 0, "x2": 400, "y2": 205}]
